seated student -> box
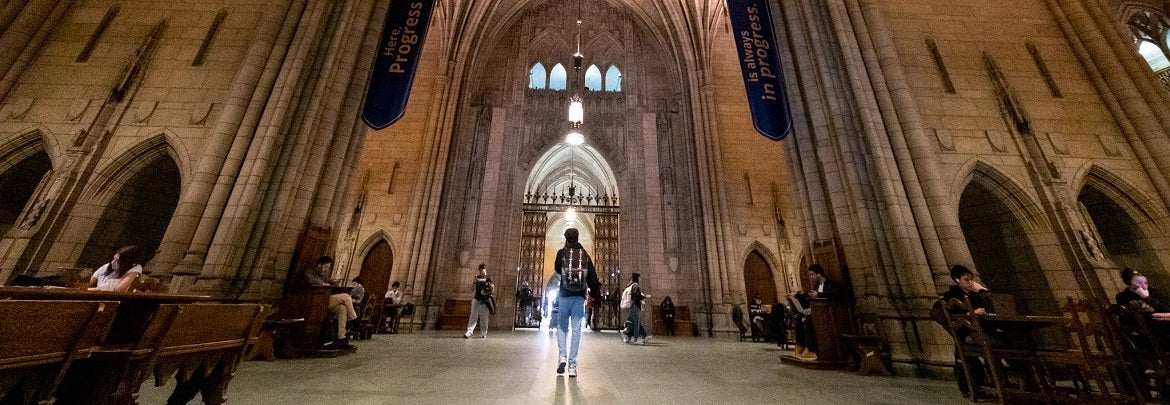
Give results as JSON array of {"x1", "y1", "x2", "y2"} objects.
[
  {"x1": 298, "y1": 256, "x2": 357, "y2": 349},
  {"x1": 383, "y1": 281, "x2": 404, "y2": 331},
  {"x1": 749, "y1": 293, "x2": 767, "y2": 339},
  {"x1": 1116, "y1": 268, "x2": 1170, "y2": 349},
  {"x1": 938, "y1": 264, "x2": 1000, "y2": 395},
  {"x1": 792, "y1": 264, "x2": 845, "y2": 360},
  {"x1": 88, "y1": 245, "x2": 145, "y2": 292}
]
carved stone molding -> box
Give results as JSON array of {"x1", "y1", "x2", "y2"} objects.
[
  {"x1": 190, "y1": 103, "x2": 213, "y2": 125},
  {"x1": 1, "y1": 98, "x2": 33, "y2": 120},
  {"x1": 932, "y1": 128, "x2": 956, "y2": 152}
]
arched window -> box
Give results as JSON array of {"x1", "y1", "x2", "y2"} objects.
[
  {"x1": 1138, "y1": 40, "x2": 1170, "y2": 71},
  {"x1": 605, "y1": 65, "x2": 622, "y2": 92},
  {"x1": 549, "y1": 63, "x2": 568, "y2": 90},
  {"x1": 528, "y1": 63, "x2": 547, "y2": 89},
  {"x1": 584, "y1": 65, "x2": 602, "y2": 91}
]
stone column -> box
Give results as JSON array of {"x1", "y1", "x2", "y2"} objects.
[{"x1": 0, "y1": 0, "x2": 73, "y2": 103}]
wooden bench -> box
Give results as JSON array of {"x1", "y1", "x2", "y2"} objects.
[
  {"x1": 840, "y1": 313, "x2": 891, "y2": 376},
  {"x1": 652, "y1": 305, "x2": 695, "y2": 337},
  {"x1": 437, "y1": 299, "x2": 471, "y2": 330},
  {"x1": 55, "y1": 303, "x2": 268, "y2": 405},
  {"x1": 0, "y1": 300, "x2": 119, "y2": 405}
]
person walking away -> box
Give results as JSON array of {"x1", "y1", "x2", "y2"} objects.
[
  {"x1": 465, "y1": 264, "x2": 494, "y2": 338},
  {"x1": 554, "y1": 228, "x2": 601, "y2": 377},
  {"x1": 621, "y1": 273, "x2": 651, "y2": 344}
]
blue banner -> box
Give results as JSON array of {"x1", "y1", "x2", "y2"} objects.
[
  {"x1": 362, "y1": 0, "x2": 437, "y2": 130},
  {"x1": 726, "y1": 0, "x2": 793, "y2": 141}
]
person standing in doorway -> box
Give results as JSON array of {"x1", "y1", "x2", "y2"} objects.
[
  {"x1": 622, "y1": 273, "x2": 651, "y2": 344},
  {"x1": 554, "y1": 228, "x2": 601, "y2": 377},
  {"x1": 465, "y1": 264, "x2": 494, "y2": 338}
]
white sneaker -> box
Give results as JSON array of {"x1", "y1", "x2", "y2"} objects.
[
  {"x1": 463, "y1": 332, "x2": 471, "y2": 339},
  {"x1": 557, "y1": 357, "x2": 567, "y2": 374},
  {"x1": 567, "y1": 365, "x2": 577, "y2": 377}
]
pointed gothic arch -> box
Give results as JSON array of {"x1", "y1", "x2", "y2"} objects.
[
  {"x1": 957, "y1": 163, "x2": 1058, "y2": 316},
  {"x1": 0, "y1": 130, "x2": 53, "y2": 236},
  {"x1": 741, "y1": 241, "x2": 783, "y2": 304},
  {"x1": 1076, "y1": 165, "x2": 1170, "y2": 284},
  {"x1": 74, "y1": 135, "x2": 182, "y2": 268}
]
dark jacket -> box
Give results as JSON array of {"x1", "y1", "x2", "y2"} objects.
[{"x1": 553, "y1": 242, "x2": 601, "y2": 299}]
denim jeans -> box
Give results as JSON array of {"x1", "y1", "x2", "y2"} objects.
[
  {"x1": 626, "y1": 305, "x2": 645, "y2": 341},
  {"x1": 556, "y1": 295, "x2": 586, "y2": 365}
]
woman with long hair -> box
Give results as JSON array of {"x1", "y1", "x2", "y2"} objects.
[{"x1": 88, "y1": 245, "x2": 145, "y2": 292}]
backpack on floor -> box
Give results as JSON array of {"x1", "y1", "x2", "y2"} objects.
[{"x1": 620, "y1": 284, "x2": 634, "y2": 309}]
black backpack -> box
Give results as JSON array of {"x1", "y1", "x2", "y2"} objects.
[{"x1": 560, "y1": 248, "x2": 588, "y2": 294}]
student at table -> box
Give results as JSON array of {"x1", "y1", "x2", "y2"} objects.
[
  {"x1": 88, "y1": 245, "x2": 145, "y2": 292},
  {"x1": 1116, "y1": 268, "x2": 1170, "y2": 349},
  {"x1": 938, "y1": 264, "x2": 1000, "y2": 395}
]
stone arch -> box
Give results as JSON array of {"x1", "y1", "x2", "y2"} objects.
[
  {"x1": 358, "y1": 237, "x2": 394, "y2": 309},
  {"x1": 956, "y1": 162, "x2": 1058, "y2": 316},
  {"x1": 1076, "y1": 165, "x2": 1170, "y2": 285},
  {"x1": 74, "y1": 134, "x2": 182, "y2": 268},
  {"x1": 0, "y1": 129, "x2": 54, "y2": 236},
  {"x1": 740, "y1": 241, "x2": 784, "y2": 304},
  {"x1": 952, "y1": 160, "x2": 1047, "y2": 233}
]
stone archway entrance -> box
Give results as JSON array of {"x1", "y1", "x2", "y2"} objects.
[
  {"x1": 958, "y1": 181, "x2": 1057, "y2": 316},
  {"x1": 743, "y1": 250, "x2": 777, "y2": 304},
  {"x1": 1078, "y1": 180, "x2": 1167, "y2": 286},
  {"x1": 359, "y1": 240, "x2": 393, "y2": 326},
  {"x1": 0, "y1": 149, "x2": 51, "y2": 237},
  {"x1": 516, "y1": 142, "x2": 621, "y2": 330},
  {"x1": 78, "y1": 155, "x2": 180, "y2": 267}
]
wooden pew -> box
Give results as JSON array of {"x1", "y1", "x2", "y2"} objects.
[
  {"x1": 55, "y1": 303, "x2": 267, "y2": 405},
  {"x1": 651, "y1": 305, "x2": 695, "y2": 337},
  {"x1": 437, "y1": 299, "x2": 471, "y2": 330},
  {"x1": 0, "y1": 300, "x2": 118, "y2": 405}
]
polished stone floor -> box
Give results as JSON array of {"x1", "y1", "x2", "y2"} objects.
[{"x1": 142, "y1": 328, "x2": 965, "y2": 404}]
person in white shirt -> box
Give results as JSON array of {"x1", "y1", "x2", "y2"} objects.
[
  {"x1": 88, "y1": 245, "x2": 145, "y2": 292},
  {"x1": 384, "y1": 281, "x2": 403, "y2": 304}
]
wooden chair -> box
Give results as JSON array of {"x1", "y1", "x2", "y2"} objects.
[
  {"x1": 940, "y1": 298, "x2": 1049, "y2": 403},
  {"x1": 395, "y1": 303, "x2": 415, "y2": 333},
  {"x1": 1036, "y1": 297, "x2": 1143, "y2": 404},
  {"x1": 1110, "y1": 303, "x2": 1170, "y2": 402},
  {"x1": 731, "y1": 305, "x2": 749, "y2": 342},
  {"x1": 0, "y1": 300, "x2": 118, "y2": 405},
  {"x1": 840, "y1": 312, "x2": 890, "y2": 376}
]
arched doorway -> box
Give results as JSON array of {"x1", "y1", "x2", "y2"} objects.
[
  {"x1": 958, "y1": 180, "x2": 1057, "y2": 316},
  {"x1": 359, "y1": 239, "x2": 393, "y2": 326},
  {"x1": 77, "y1": 155, "x2": 180, "y2": 268},
  {"x1": 1078, "y1": 179, "x2": 1167, "y2": 286},
  {"x1": 0, "y1": 150, "x2": 51, "y2": 236},
  {"x1": 518, "y1": 142, "x2": 621, "y2": 330},
  {"x1": 744, "y1": 250, "x2": 777, "y2": 304}
]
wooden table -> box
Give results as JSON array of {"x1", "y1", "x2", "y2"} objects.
[{"x1": 978, "y1": 314, "x2": 1065, "y2": 350}]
